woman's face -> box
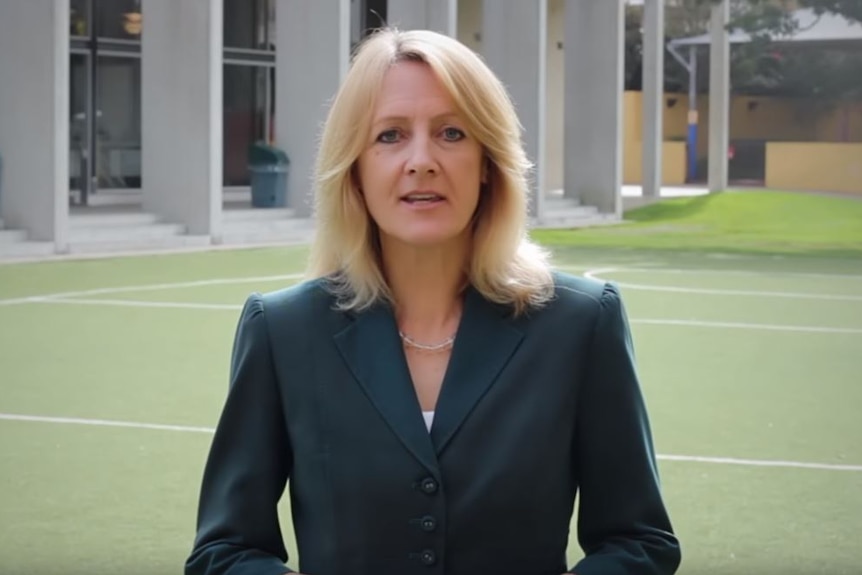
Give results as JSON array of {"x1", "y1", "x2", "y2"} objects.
[{"x1": 356, "y1": 61, "x2": 485, "y2": 251}]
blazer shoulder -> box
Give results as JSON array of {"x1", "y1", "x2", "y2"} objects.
[
  {"x1": 542, "y1": 270, "x2": 627, "y2": 328},
  {"x1": 550, "y1": 270, "x2": 610, "y2": 306},
  {"x1": 259, "y1": 276, "x2": 330, "y2": 305},
  {"x1": 246, "y1": 276, "x2": 337, "y2": 325}
]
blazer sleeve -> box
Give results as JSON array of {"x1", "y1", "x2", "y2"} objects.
[
  {"x1": 570, "y1": 282, "x2": 681, "y2": 575},
  {"x1": 185, "y1": 293, "x2": 295, "y2": 575}
]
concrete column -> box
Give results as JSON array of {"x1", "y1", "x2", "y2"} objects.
[
  {"x1": 387, "y1": 0, "x2": 457, "y2": 36},
  {"x1": 708, "y1": 0, "x2": 730, "y2": 193},
  {"x1": 0, "y1": 0, "x2": 69, "y2": 250},
  {"x1": 564, "y1": 0, "x2": 624, "y2": 216},
  {"x1": 276, "y1": 0, "x2": 351, "y2": 216},
  {"x1": 482, "y1": 0, "x2": 547, "y2": 219},
  {"x1": 142, "y1": 0, "x2": 223, "y2": 238},
  {"x1": 642, "y1": 0, "x2": 664, "y2": 198}
]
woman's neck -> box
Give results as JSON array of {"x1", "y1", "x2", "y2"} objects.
[{"x1": 381, "y1": 236, "x2": 470, "y2": 340}]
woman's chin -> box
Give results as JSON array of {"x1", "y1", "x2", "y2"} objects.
[{"x1": 381, "y1": 227, "x2": 470, "y2": 251}]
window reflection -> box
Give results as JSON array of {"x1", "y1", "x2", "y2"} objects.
[
  {"x1": 95, "y1": 56, "x2": 142, "y2": 188},
  {"x1": 95, "y1": 0, "x2": 142, "y2": 39},
  {"x1": 224, "y1": 0, "x2": 272, "y2": 50},
  {"x1": 68, "y1": 1, "x2": 143, "y2": 200},
  {"x1": 70, "y1": 0, "x2": 89, "y2": 37},
  {"x1": 224, "y1": 65, "x2": 270, "y2": 186}
]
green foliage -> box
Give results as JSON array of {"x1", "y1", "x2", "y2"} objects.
[
  {"x1": 700, "y1": 0, "x2": 862, "y2": 33},
  {"x1": 677, "y1": 1, "x2": 862, "y2": 100}
]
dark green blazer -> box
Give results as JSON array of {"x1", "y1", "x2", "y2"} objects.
[{"x1": 186, "y1": 272, "x2": 680, "y2": 575}]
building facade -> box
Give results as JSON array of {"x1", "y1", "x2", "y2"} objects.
[{"x1": 0, "y1": 0, "x2": 692, "y2": 257}]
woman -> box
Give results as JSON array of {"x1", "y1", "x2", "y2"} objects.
[{"x1": 186, "y1": 28, "x2": 680, "y2": 575}]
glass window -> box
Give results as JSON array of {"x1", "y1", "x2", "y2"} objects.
[
  {"x1": 224, "y1": 0, "x2": 272, "y2": 50},
  {"x1": 223, "y1": 64, "x2": 269, "y2": 186},
  {"x1": 95, "y1": 56, "x2": 142, "y2": 188},
  {"x1": 70, "y1": 0, "x2": 90, "y2": 37},
  {"x1": 364, "y1": 0, "x2": 386, "y2": 34},
  {"x1": 70, "y1": 54, "x2": 91, "y2": 197},
  {"x1": 95, "y1": 0, "x2": 142, "y2": 40}
]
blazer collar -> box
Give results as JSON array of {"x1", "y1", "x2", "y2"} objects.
[{"x1": 333, "y1": 285, "x2": 524, "y2": 473}]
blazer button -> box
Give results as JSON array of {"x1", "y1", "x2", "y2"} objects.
[
  {"x1": 420, "y1": 549, "x2": 437, "y2": 566},
  {"x1": 420, "y1": 477, "x2": 438, "y2": 494},
  {"x1": 420, "y1": 515, "x2": 437, "y2": 532}
]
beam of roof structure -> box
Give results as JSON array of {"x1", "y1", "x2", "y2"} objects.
[{"x1": 669, "y1": 8, "x2": 862, "y2": 47}]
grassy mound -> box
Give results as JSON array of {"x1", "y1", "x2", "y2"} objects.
[{"x1": 531, "y1": 191, "x2": 862, "y2": 256}]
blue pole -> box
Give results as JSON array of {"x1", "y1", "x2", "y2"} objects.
[
  {"x1": 687, "y1": 114, "x2": 698, "y2": 182},
  {"x1": 687, "y1": 46, "x2": 698, "y2": 183}
]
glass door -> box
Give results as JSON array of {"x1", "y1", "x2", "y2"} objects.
[
  {"x1": 68, "y1": 0, "x2": 142, "y2": 205},
  {"x1": 70, "y1": 0, "x2": 94, "y2": 204},
  {"x1": 223, "y1": 64, "x2": 270, "y2": 186},
  {"x1": 69, "y1": 52, "x2": 94, "y2": 204},
  {"x1": 223, "y1": 0, "x2": 276, "y2": 188},
  {"x1": 94, "y1": 55, "x2": 142, "y2": 190}
]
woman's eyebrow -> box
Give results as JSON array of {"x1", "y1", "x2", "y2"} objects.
[{"x1": 371, "y1": 112, "x2": 462, "y2": 126}]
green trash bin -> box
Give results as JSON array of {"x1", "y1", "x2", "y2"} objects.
[{"x1": 248, "y1": 142, "x2": 289, "y2": 208}]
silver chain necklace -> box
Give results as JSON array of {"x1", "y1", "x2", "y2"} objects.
[{"x1": 399, "y1": 331, "x2": 456, "y2": 352}]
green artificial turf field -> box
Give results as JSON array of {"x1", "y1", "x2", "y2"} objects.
[{"x1": 1, "y1": 240, "x2": 860, "y2": 574}]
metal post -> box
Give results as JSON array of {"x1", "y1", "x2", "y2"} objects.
[
  {"x1": 642, "y1": 0, "x2": 664, "y2": 198},
  {"x1": 708, "y1": 0, "x2": 730, "y2": 192},
  {"x1": 687, "y1": 45, "x2": 698, "y2": 183}
]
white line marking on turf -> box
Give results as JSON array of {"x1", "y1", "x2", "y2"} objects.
[
  {"x1": 0, "y1": 273, "x2": 305, "y2": 306},
  {"x1": 583, "y1": 268, "x2": 862, "y2": 302},
  {"x1": 632, "y1": 318, "x2": 862, "y2": 335},
  {"x1": 2, "y1": 413, "x2": 860, "y2": 472},
  {"x1": 658, "y1": 454, "x2": 862, "y2": 472},
  {"x1": 45, "y1": 298, "x2": 242, "y2": 311},
  {"x1": 5, "y1": 265, "x2": 860, "y2": 307},
  {"x1": 575, "y1": 266, "x2": 862, "y2": 281},
  {"x1": 0, "y1": 413, "x2": 214, "y2": 434},
  {"x1": 15, "y1": 297, "x2": 862, "y2": 333}
]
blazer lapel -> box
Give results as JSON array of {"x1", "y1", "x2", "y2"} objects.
[
  {"x1": 333, "y1": 303, "x2": 440, "y2": 476},
  {"x1": 430, "y1": 286, "x2": 525, "y2": 455}
]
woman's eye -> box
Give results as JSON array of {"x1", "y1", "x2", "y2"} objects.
[
  {"x1": 377, "y1": 129, "x2": 401, "y2": 144},
  {"x1": 442, "y1": 127, "x2": 465, "y2": 141}
]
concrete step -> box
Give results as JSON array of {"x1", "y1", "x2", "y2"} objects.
[
  {"x1": 68, "y1": 223, "x2": 188, "y2": 242},
  {"x1": 544, "y1": 196, "x2": 584, "y2": 209},
  {"x1": 0, "y1": 240, "x2": 56, "y2": 260},
  {"x1": 222, "y1": 217, "x2": 314, "y2": 233},
  {"x1": 220, "y1": 218, "x2": 316, "y2": 244},
  {"x1": 532, "y1": 199, "x2": 605, "y2": 228},
  {"x1": 223, "y1": 207, "x2": 298, "y2": 223},
  {"x1": 67, "y1": 234, "x2": 211, "y2": 255},
  {"x1": 548, "y1": 205, "x2": 600, "y2": 218},
  {"x1": 220, "y1": 230, "x2": 316, "y2": 245},
  {"x1": 69, "y1": 212, "x2": 161, "y2": 229},
  {"x1": 532, "y1": 213, "x2": 621, "y2": 229},
  {"x1": 0, "y1": 229, "x2": 28, "y2": 244}
]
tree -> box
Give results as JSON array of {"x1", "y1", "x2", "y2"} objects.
[
  {"x1": 701, "y1": 0, "x2": 862, "y2": 36},
  {"x1": 691, "y1": 0, "x2": 862, "y2": 102}
]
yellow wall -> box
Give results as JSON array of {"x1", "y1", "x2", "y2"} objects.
[
  {"x1": 625, "y1": 91, "x2": 862, "y2": 154},
  {"x1": 766, "y1": 143, "x2": 862, "y2": 194},
  {"x1": 815, "y1": 103, "x2": 862, "y2": 142},
  {"x1": 621, "y1": 92, "x2": 688, "y2": 186},
  {"x1": 624, "y1": 141, "x2": 687, "y2": 186}
]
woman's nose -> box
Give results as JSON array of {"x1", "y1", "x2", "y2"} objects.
[{"x1": 405, "y1": 137, "x2": 438, "y2": 175}]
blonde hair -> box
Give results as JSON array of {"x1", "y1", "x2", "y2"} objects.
[{"x1": 307, "y1": 28, "x2": 554, "y2": 315}]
